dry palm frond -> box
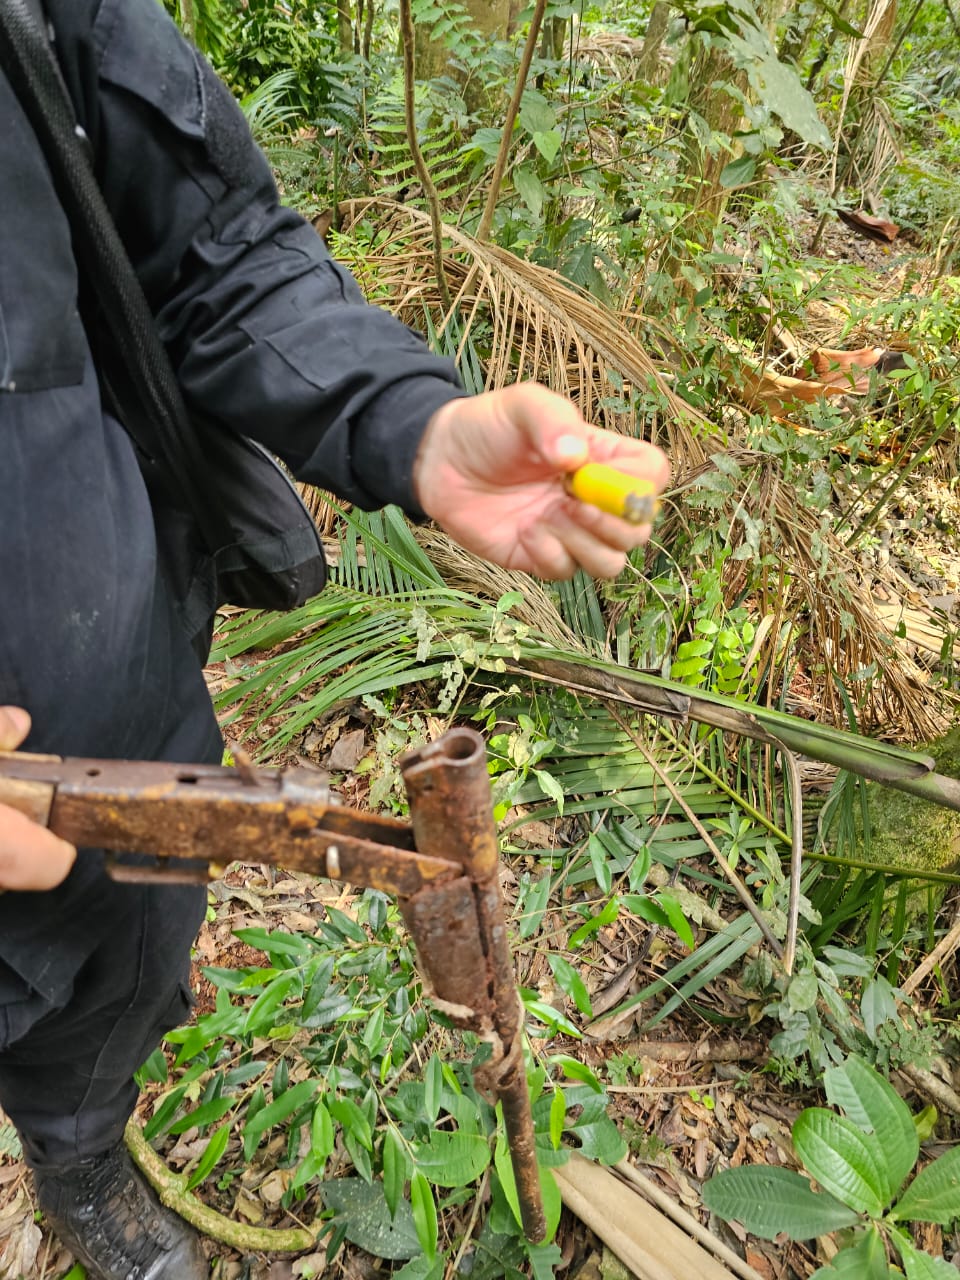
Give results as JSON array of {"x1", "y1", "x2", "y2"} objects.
[
  {"x1": 572, "y1": 31, "x2": 647, "y2": 81},
  {"x1": 830, "y1": 0, "x2": 898, "y2": 191},
  {"x1": 337, "y1": 197, "x2": 710, "y2": 474},
  {"x1": 412, "y1": 526, "x2": 581, "y2": 649},
  {"x1": 660, "y1": 448, "x2": 946, "y2": 740},
  {"x1": 312, "y1": 202, "x2": 944, "y2": 737}
]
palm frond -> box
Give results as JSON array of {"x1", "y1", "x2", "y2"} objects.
[
  {"x1": 239, "y1": 70, "x2": 302, "y2": 145},
  {"x1": 338, "y1": 197, "x2": 707, "y2": 471},
  {"x1": 326, "y1": 199, "x2": 944, "y2": 735}
]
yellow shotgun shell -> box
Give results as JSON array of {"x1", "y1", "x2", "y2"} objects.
[{"x1": 565, "y1": 463, "x2": 661, "y2": 524}]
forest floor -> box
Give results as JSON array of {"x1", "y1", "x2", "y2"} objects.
[{"x1": 1, "y1": 213, "x2": 958, "y2": 1280}]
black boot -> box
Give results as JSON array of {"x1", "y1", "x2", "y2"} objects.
[{"x1": 34, "y1": 1142, "x2": 207, "y2": 1280}]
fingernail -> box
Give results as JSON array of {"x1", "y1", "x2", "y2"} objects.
[{"x1": 555, "y1": 434, "x2": 587, "y2": 461}]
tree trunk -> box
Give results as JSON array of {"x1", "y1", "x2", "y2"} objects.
[
  {"x1": 681, "y1": 44, "x2": 746, "y2": 228},
  {"x1": 637, "y1": 1, "x2": 671, "y2": 85},
  {"x1": 414, "y1": 0, "x2": 511, "y2": 79},
  {"x1": 540, "y1": 14, "x2": 565, "y2": 61},
  {"x1": 336, "y1": 0, "x2": 352, "y2": 55}
]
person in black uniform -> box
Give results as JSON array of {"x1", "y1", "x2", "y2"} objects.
[{"x1": 0, "y1": 1, "x2": 669, "y2": 1276}]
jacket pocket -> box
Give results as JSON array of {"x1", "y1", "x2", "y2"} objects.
[{"x1": 0, "y1": 80, "x2": 87, "y2": 393}]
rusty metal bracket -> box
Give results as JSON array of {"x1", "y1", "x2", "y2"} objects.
[{"x1": 0, "y1": 729, "x2": 546, "y2": 1241}]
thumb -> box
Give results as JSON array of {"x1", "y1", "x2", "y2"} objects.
[
  {"x1": 0, "y1": 707, "x2": 31, "y2": 752},
  {"x1": 550, "y1": 432, "x2": 591, "y2": 474},
  {"x1": 503, "y1": 384, "x2": 591, "y2": 473}
]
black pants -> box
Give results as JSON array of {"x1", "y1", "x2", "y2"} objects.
[{"x1": 0, "y1": 880, "x2": 206, "y2": 1168}]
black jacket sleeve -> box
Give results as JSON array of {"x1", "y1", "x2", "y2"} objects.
[{"x1": 46, "y1": 0, "x2": 465, "y2": 515}]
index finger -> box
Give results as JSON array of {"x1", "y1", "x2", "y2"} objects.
[{"x1": 0, "y1": 707, "x2": 31, "y2": 752}]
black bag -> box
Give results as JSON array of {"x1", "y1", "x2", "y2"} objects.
[{"x1": 0, "y1": 0, "x2": 327, "y2": 655}]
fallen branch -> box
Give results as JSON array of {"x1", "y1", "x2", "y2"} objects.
[
  {"x1": 900, "y1": 1065, "x2": 960, "y2": 1117},
  {"x1": 902, "y1": 909, "x2": 960, "y2": 996},
  {"x1": 124, "y1": 1121, "x2": 317, "y2": 1254}
]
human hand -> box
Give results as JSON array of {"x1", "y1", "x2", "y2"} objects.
[
  {"x1": 0, "y1": 708, "x2": 76, "y2": 891},
  {"x1": 413, "y1": 383, "x2": 670, "y2": 579}
]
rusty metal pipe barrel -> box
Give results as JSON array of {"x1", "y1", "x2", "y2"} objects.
[{"x1": 399, "y1": 728, "x2": 546, "y2": 1242}]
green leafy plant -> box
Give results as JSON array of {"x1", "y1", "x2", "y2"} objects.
[
  {"x1": 137, "y1": 893, "x2": 625, "y2": 1270},
  {"x1": 704, "y1": 1055, "x2": 960, "y2": 1277}
]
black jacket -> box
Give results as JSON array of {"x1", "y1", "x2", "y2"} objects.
[{"x1": 0, "y1": 0, "x2": 462, "y2": 996}]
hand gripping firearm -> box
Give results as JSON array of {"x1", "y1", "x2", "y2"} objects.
[{"x1": 0, "y1": 728, "x2": 546, "y2": 1241}]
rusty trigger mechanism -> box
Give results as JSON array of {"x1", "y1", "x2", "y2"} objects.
[{"x1": 0, "y1": 728, "x2": 546, "y2": 1241}]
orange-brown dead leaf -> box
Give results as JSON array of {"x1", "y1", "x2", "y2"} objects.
[{"x1": 838, "y1": 209, "x2": 900, "y2": 242}]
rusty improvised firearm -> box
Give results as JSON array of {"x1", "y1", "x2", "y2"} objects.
[{"x1": 0, "y1": 727, "x2": 546, "y2": 1241}]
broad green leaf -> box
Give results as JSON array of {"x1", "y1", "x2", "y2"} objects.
[
  {"x1": 137, "y1": 1048, "x2": 168, "y2": 1085},
  {"x1": 495, "y1": 1132, "x2": 562, "y2": 1240},
  {"x1": 518, "y1": 873, "x2": 552, "y2": 940},
  {"x1": 143, "y1": 1085, "x2": 188, "y2": 1142},
  {"x1": 528, "y1": 1240, "x2": 565, "y2": 1280},
  {"x1": 724, "y1": 27, "x2": 831, "y2": 149},
  {"x1": 361, "y1": 1005, "x2": 385, "y2": 1054},
  {"x1": 702, "y1": 1167, "x2": 860, "y2": 1240},
  {"x1": 568, "y1": 898, "x2": 619, "y2": 948},
  {"x1": 233, "y1": 927, "x2": 312, "y2": 962},
  {"x1": 549, "y1": 1087, "x2": 565, "y2": 1151},
  {"x1": 323, "y1": 905, "x2": 368, "y2": 943},
  {"x1": 383, "y1": 1128, "x2": 408, "y2": 1219},
  {"x1": 817, "y1": 0, "x2": 865, "y2": 37},
  {"x1": 467, "y1": 126, "x2": 505, "y2": 159},
  {"x1": 654, "y1": 890, "x2": 695, "y2": 950},
  {"x1": 895, "y1": 1233, "x2": 959, "y2": 1279},
  {"x1": 410, "y1": 1170, "x2": 438, "y2": 1261},
  {"x1": 563, "y1": 1090, "x2": 627, "y2": 1165},
  {"x1": 393, "y1": 1258, "x2": 444, "y2": 1280},
  {"x1": 892, "y1": 1146, "x2": 960, "y2": 1224},
  {"x1": 620, "y1": 894, "x2": 670, "y2": 930},
  {"x1": 787, "y1": 972, "x2": 820, "y2": 1013},
  {"x1": 586, "y1": 833, "x2": 613, "y2": 895},
  {"x1": 242, "y1": 1079, "x2": 317, "y2": 1160},
  {"x1": 185, "y1": 1124, "x2": 230, "y2": 1191},
  {"x1": 424, "y1": 1055, "x2": 443, "y2": 1124},
  {"x1": 300, "y1": 955, "x2": 335, "y2": 1021},
  {"x1": 521, "y1": 991, "x2": 582, "y2": 1038},
  {"x1": 793, "y1": 1109, "x2": 889, "y2": 1214},
  {"x1": 548, "y1": 955, "x2": 593, "y2": 1017},
  {"x1": 514, "y1": 165, "x2": 546, "y2": 220},
  {"x1": 532, "y1": 129, "x2": 562, "y2": 164},
  {"x1": 310, "y1": 1100, "x2": 335, "y2": 1160},
  {"x1": 534, "y1": 768, "x2": 565, "y2": 813},
  {"x1": 329, "y1": 1097, "x2": 373, "y2": 1151},
  {"x1": 168, "y1": 1094, "x2": 234, "y2": 1136},
  {"x1": 719, "y1": 155, "x2": 757, "y2": 188},
  {"x1": 824, "y1": 1058, "x2": 917, "y2": 1198},
  {"x1": 860, "y1": 977, "x2": 898, "y2": 1041},
  {"x1": 809, "y1": 1225, "x2": 895, "y2": 1278},
  {"x1": 321, "y1": 1178, "x2": 420, "y2": 1261},
  {"x1": 549, "y1": 1055, "x2": 603, "y2": 1093},
  {"x1": 518, "y1": 90, "x2": 556, "y2": 135},
  {"x1": 414, "y1": 1131, "x2": 491, "y2": 1188},
  {"x1": 272, "y1": 1055, "x2": 289, "y2": 1099},
  {"x1": 914, "y1": 1106, "x2": 938, "y2": 1143}
]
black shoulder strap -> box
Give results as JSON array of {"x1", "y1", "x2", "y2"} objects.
[{"x1": 0, "y1": 0, "x2": 232, "y2": 554}]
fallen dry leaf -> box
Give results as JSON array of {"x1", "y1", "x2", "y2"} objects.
[
  {"x1": 0, "y1": 1185, "x2": 42, "y2": 1280},
  {"x1": 838, "y1": 208, "x2": 899, "y2": 242},
  {"x1": 328, "y1": 729, "x2": 366, "y2": 772}
]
